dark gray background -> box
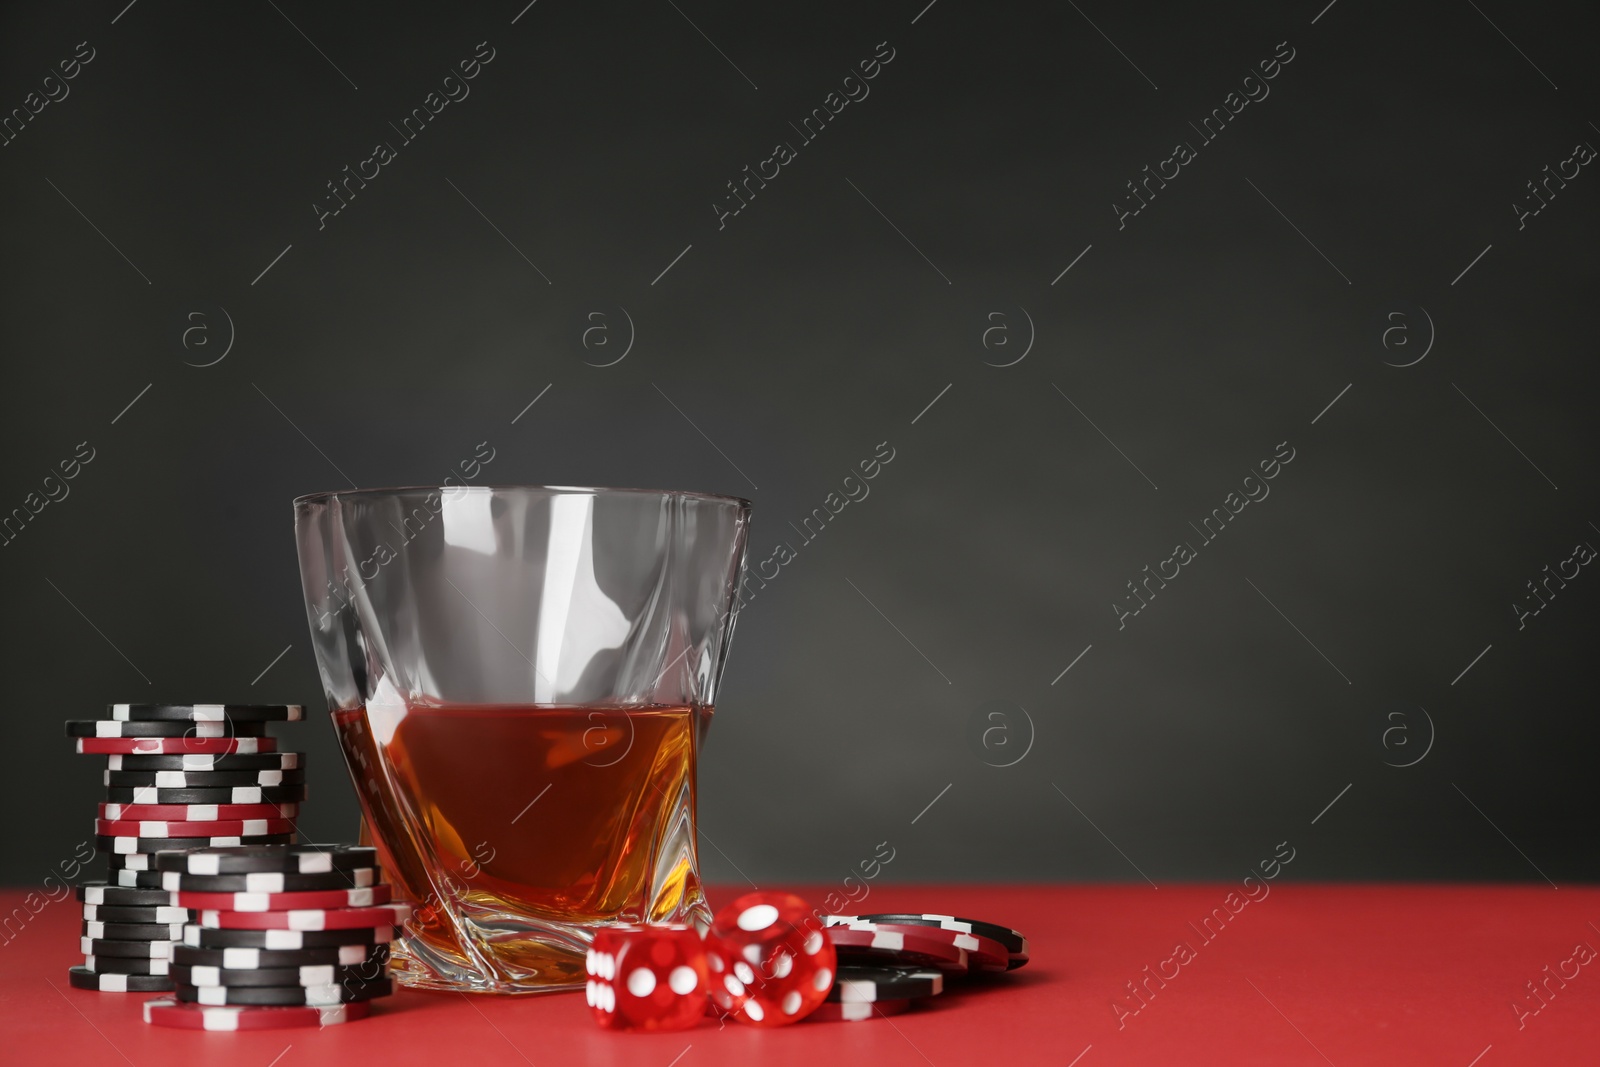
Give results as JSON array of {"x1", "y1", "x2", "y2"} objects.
[{"x1": 1, "y1": 0, "x2": 1595, "y2": 889}]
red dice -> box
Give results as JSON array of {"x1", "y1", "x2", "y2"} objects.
[
  {"x1": 706, "y1": 892, "x2": 836, "y2": 1026},
  {"x1": 586, "y1": 924, "x2": 708, "y2": 1032}
]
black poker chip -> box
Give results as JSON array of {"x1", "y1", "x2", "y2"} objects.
[
  {"x1": 80, "y1": 903, "x2": 190, "y2": 924},
  {"x1": 82, "y1": 920, "x2": 186, "y2": 941},
  {"x1": 824, "y1": 919, "x2": 1008, "y2": 973},
  {"x1": 173, "y1": 943, "x2": 390, "y2": 970},
  {"x1": 174, "y1": 978, "x2": 393, "y2": 1005},
  {"x1": 826, "y1": 966, "x2": 945, "y2": 1004},
  {"x1": 172, "y1": 962, "x2": 386, "y2": 988},
  {"x1": 108, "y1": 867, "x2": 167, "y2": 887},
  {"x1": 102, "y1": 752, "x2": 303, "y2": 772},
  {"x1": 97, "y1": 833, "x2": 295, "y2": 854},
  {"x1": 806, "y1": 998, "x2": 913, "y2": 1022},
  {"x1": 82, "y1": 936, "x2": 173, "y2": 958},
  {"x1": 68, "y1": 720, "x2": 271, "y2": 739},
  {"x1": 157, "y1": 844, "x2": 376, "y2": 876},
  {"x1": 103, "y1": 785, "x2": 309, "y2": 805},
  {"x1": 69, "y1": 965, "x2": 175, "y2": 992},
  {"x1": 106, "y1": 853, "x2": 158, "y2": 870},
  {"x1": 109, "y1": 703, "x2": 304, "y2": 722},
  {"x1": 161, "y1": 867, "x2": 381, "y2": 893},
  {"x1": 82, "y1": 955, "x2": 172, "y2": 975},
  {"x1": 104, "y1": 769, "x2": 307, "y2": 788},
  {"x1": 848, "y1": 913, "x2": 1030, "y2": 962},
  {"x1": 182, "y1": 924, "x2": 393, "y2": 950},
  {"x1": 76, "y1": 882, "x2": 172, "y2": 906},
  {"x1": 141, "y1": 997, "x2": 374, "y2": 1029}
]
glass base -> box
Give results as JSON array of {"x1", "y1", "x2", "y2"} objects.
[{"x1": 388, "y1": 895, "x2": 713, "y2": 994}]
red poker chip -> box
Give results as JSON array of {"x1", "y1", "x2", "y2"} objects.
[
  {"x1": 96, "y1": 818, "x2": 296, "y2": 838},
  {"x1": 806, "y1": 998, "x2": 912, "y2": 1022},
  {"x1": 100, "y1": 802, "x2": 300, "y2": 821},
  {"x1": 176, "y1": 885, "x2": 392, "y2": 912},
  {"x1": 196, "y1": 903, "x2": 411, "y2": 930},
  {"x1": 836, "y1": 913, "x2": 1030, "y2": 965},
  {"x1": 143, "y1": 997, "x2": 373, "y2": 1030},
  {"x1": 826, "y1": 927, "x2": 970, "y2": 973},
  {"x1": 76, "y1": 737, "x2": 278, "y2": 755},
  {"x1": 825, "y1": 919, "x2": 1010, "y2": 973}
]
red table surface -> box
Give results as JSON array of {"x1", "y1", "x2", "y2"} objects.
[{"x1": 3, "y1": 883, "x2": 1595, "y2": 1066}]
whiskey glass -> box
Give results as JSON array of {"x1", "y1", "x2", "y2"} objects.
[{"x1": 294, "y1": 486, "x2": 750, "y2": 993}]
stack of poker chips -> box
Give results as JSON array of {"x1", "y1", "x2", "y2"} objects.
[
  {"x1": 65, "y1": 703, "x2": 306, "y2": 993},
  {"x1": 144, "y1": 845, "x2": 406, "y2": 1030},
  {"x1": 818, "y1": 913, "x2": 1029, "y2": 1021}
]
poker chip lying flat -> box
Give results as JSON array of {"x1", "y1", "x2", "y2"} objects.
[
  {"x1": 101, "y1": 802, "x2": 300, "y2": 821},
  {"x1": 175, "y1": 978, "x2": 393, "y2": 1006},
  {"x1": 174, "y1": 943, "x2": 389, "y2": 970},
  {"x1": 806, "y1": 998, "x2": 912, "y2": 1022},
  {"x1": 69, "y1": 965, "x2": 174, "y2": 992},
  {"x1": 110, "y1": 703, "x2": 304, "y2": 722},
  {"x1": 183, "y1": 924, "x2": 395, "y2": 950},
  {"x1": 104, "y1": 785, "x2": 308, "y2": 805},
  {"x1": 110, "y1": 868, "x2": 166, "y2": 888},
  {"x1": 843, "y1": 913, "x2": 1030, "y2": 966},
  {"x1": 83, "y1": 955, "x2": 171, "y2": 975},
  {"x1": 104, "y1": 752, "x2": 302, "y2": 772},
  {"x1": 196, "y1": 903, "x2": 411, "y2": 930},
  {"x1": 162, "y1": 867, "x2": 379, "y2": 893},
  {"x1": 104, "y1": 768, "x2": 306, "y2": 788},
  {"x1": 825, "y1": 918, "x2": 1011, "y2": 973},
  {"x1": 83, "y1": 936, "x2": 175, "y2": 958},
  {"x1": 826, "y1": 967, "x2": 944, "y2": 1004},
  {"x1": 827, "y1": 927, "x2": 970, "y2": 972},
  {"x1": 175, "y1": 885, "x2": 392, "y2": 912},
  {"x1": 83, "y1": 920, "x2": 186, "y2": 941},
  {"x1": 158, "y1": 844, "x2": 377, "y2": 875},
  {"x1": 143, "y1": 997, "x2": 373, "y2": 1030},
  {"x1": 96, "y1": 818, "x2": 296, "y2": 838},
  {"x1": 68, "y1": 719, "x2": 269, "y2": 738},
  {"x1": 107, "y1": 853, "x2": 157, "y2": 871},
  {"x1": 77, "y1": 883, "x2": 172, "y2": 906},
  {"x1": 172, "y1": 962, "x2": 386, "y2": 988},
  {"x1": 81, "y1": 904, "x2": 191, "y2": 924},
  {"x1": 97, "y1": 832, "x2": 295, "y2": 854},
  {"x1": 77, "y1": 736, "x2": 277, "y2": 755}
]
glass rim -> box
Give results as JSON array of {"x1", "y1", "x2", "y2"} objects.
[{"x1": 293, "y1": 484, "x2": 752, "y2": 510}]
